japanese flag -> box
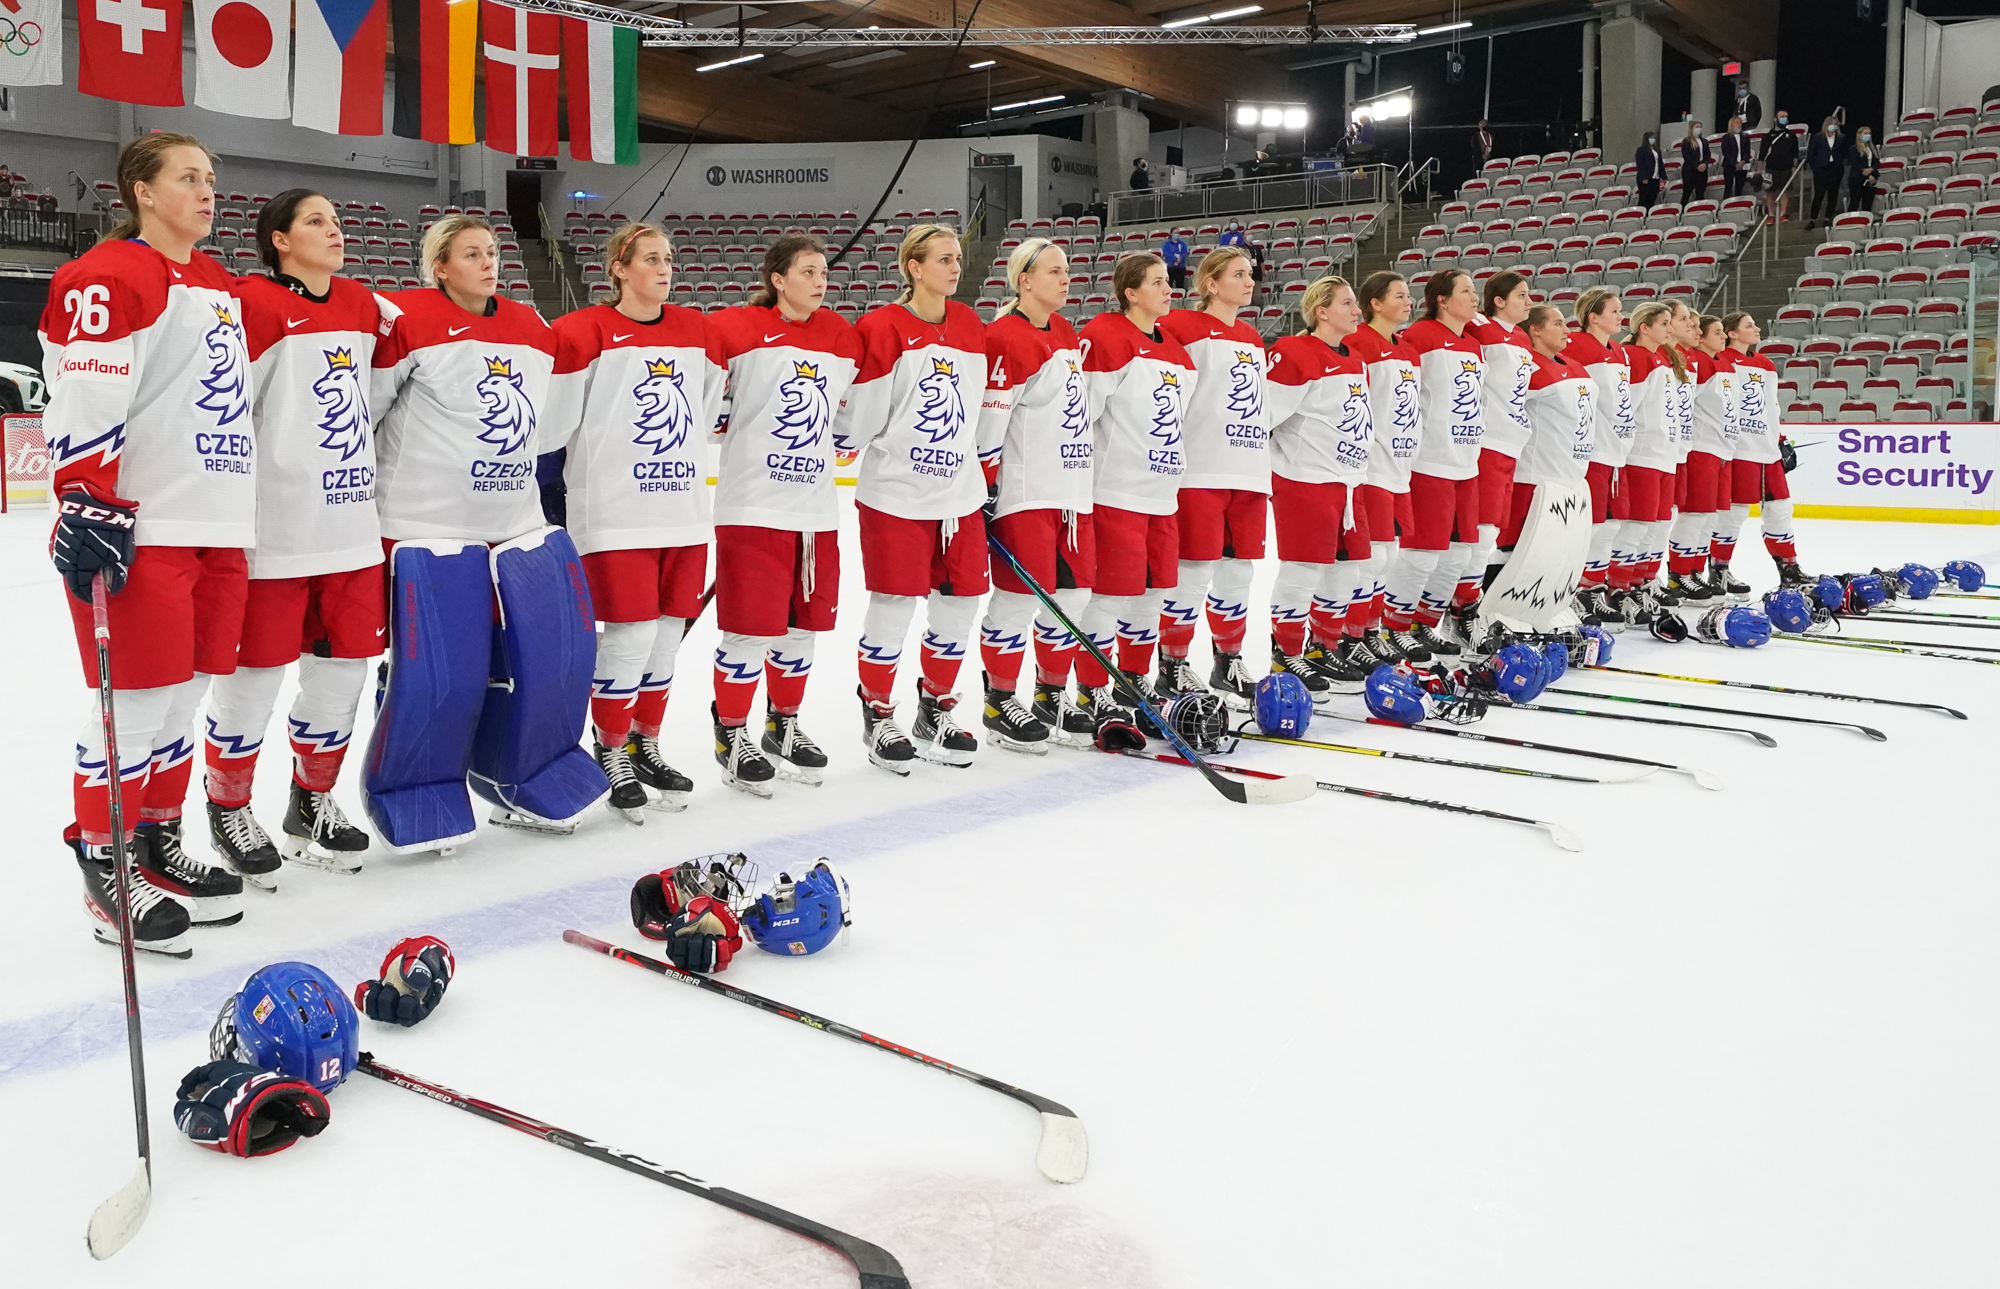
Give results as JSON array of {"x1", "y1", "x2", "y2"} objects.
[{"x1": 195, "y1": 0, "x2": 292, "y2": 118}]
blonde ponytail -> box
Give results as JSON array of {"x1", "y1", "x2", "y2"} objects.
[{"x1": 993, "y1": 237, "x2": 1056, "y2": 320}]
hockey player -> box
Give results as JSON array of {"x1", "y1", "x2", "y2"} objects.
[
  {"x1": 1500, "y1": 304, "x2": 1596, "y2": 552},
  {"x1": 1346, "y1": 271, "x2": 1422, "y2": 667},
  {"x1": 546, "y1": 222, "x2": 722, "y2": 816},
  {"x1": 974, "y1": 237, "x2": 1093, "y2": 751},
  {"x1": 1153, "y1": 246, "x2": 1269, "y2": 704},
  {"x1": 44, "y1": 133, "x2": 251, "y2": 955},
  {"x1": 1381, "y1": 269, "x2": 1484, "y2": 661},
  {"x1": 1074, "y1": 253, "x2": 1197, "y2": 720},
  {"x1": 202, "y1": 189, "x2": 391, "y2": 887},
  {"x1": 1263, "y1": 275, "x2": 1375, "y2": 693},
  {"x1": 1669, "y1": 313, "x2": 1740, "y2": 602},
  {"x1": 1563, "y1": 289, "x2": 1634, "y2": 624},
  {"x1": 705, "y1": 234, "x2": 862, "y2": 792},
  {"x1": 834, "y1": 224, "x2": 989, "y2": 773},
  {"x1": 1461, "y1": 271, "x2": 1536, "y2": 625},
  {"x1": 1717, "y1": 312, "x2": 1803, "y2": 585},
  {"x1": 1618, "y1": 301, "x2": 1693, "y2": 622}
]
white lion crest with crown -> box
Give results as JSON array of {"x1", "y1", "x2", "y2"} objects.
[
  {"x1": 313, "y1": 347, "x2": 370, "y2": 462},
  {"x1": 631, "y1": 357, "x2": 695, "y2": 455},
  {"x1": 771, "y1": 359, "x2": 830, "y2": 451},
  {"x1": 476, "y1": 355, "x2": 537, "y2": 455}
]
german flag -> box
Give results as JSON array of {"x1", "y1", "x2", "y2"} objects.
[{"x1": 391, "y1": 0, "x2": 478, "y2": 144}]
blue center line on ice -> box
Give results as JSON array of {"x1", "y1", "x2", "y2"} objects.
[{"x1": 0, "y1": 755, "x2": 1155, "y2": 1085}]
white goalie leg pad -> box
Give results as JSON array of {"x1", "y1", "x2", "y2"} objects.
[{"x1": 1473, "y1": 480, "x2": 1592, "y2": 635}]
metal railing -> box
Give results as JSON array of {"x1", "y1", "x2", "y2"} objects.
[
  {"x1": 1699, "y1": 163, "x2": 1806, "y2": 316},
  {"x1": 1107, "y1": 165, "x2": 1393, "y2": 229},
  {"x1": 0, "y1": 208, "x2": 75, "y2": 255},
  {"x1": 537, "y1": 201, "x2": 581, "y2": 316}
]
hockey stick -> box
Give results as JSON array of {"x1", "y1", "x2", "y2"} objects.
[
  {"x1": 86, "y1": 573, "x2": 152, "y2": 1260},
  {"x1": 1491, "y1": 699, "x2": 1779, "y2": 746},
  {"x1": 1541, "y1": 686, "x2": 1887, "y2": 741},
  {"x1": 1774, "y1": 634, "x2": 2000, "y2": 666},
  {"x1": 1863, "y1": 608, "x2": 2000, "y2": 626},
  {"x1": 1317, "y1": 710, "x2": 1723, "y2": 789},
  {"x1": 1808, "y1": 631, "x2": 2000, "y2": 655},
  {"x1": 564, "y1": 930, "x2": 1086, "y2": 1184},
  {"x1": 355, "y1": 1053, "x2": 910, "y2": 1288},
  {"x1": 1226, "y1": 722, "x2": 1655, "y2": 784},
  {"x1": 1585, "y1": 665, "x2": 1967, "y2": 719},
  {"x1": 985, "y1": 531, "x2": 1314, "y2": 806},
  {"x1": 1121, "y1": 748, "x2": 1585, "y2": 851},
  {"x1": 681, "y1": 581, "x2": 716, "y2": 634}
]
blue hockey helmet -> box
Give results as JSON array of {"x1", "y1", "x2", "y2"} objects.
[
  {"x1": 1575, "y1": 623, "x2": 1615, "y2": 667},
  {"x1": 742, "y1": 862, "x2": 849, "y2": 957},
  {"x1": 210, "y1": 962, "x2": 359, "y2": 1095},
  {"x1": 1717, "y1": 605, "x2": 1771, "y2": 648},
  {"x1": 1538, "y1": 639, "x2": 1569, "y2": 683},
  {"x1": 1363, "y1": 665, "x2": 1428, "y2": 724},
  {"x1": 1762, "y1": 588, "x2": 1814, "y2": 634},
  {"x1": 1809, "y1": 575, "x2": 1846, "y2": 613},
  {"x1": 1943, "y1": 559, "x2": 1987, "y2": 592},
  {"x1": 1488, "y1": 642, "x2": 1549, "y2": 703},
  {"x1": 1897, "y1": 563, "x2": 1940, "y2": 599},
  {"x1": 1253, "y1": 671, "x2": 1314, "y2": 738},
  {"x1": 1844, "y1": 573, "x2": 1887, "y2": 613}
]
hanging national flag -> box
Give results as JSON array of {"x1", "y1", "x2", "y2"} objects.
[
  {"x1": 294, "y1": 0, "x2": 387, "y2": 135},
  {"x1": 77, "y1": 0, "x2": 183, "y2": 106},
  {"x1": 0, "y1": 0, "x2": 64, "y2": 89},
  {"x1": 562, "y1": 18, "x2": 638, "y2": 166},
  {"x1": 390, "y1": 0, "x2": 477, "y2": 144},
  {"x1": 482, "y1": 0, "x2": 560, "y2": 157},
  {"x1": 195, "y1": 0, "x2": 291, "y2": 118}
]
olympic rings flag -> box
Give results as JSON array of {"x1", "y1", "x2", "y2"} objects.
[{"x1": 0, "y1": 0, "x2": 62, "y2": 88}]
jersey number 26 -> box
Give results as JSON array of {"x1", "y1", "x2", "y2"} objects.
[{"x1": 64, "y1": 284, "x2": 110, "y2": 340}]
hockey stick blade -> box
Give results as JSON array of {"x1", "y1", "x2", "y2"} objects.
[
  {"x1": 1542, "y1": 687, "x2": 1887, "y2": 741},
  {"x1": 85, "y1": 1158, "x2": 149, "y2": 1260},
  {"x1": 1495, "y1": 700, "x2": 1778, "y2": 746},
  {"x1": 564, "y1": 930, "x2": 1087, "y2": 1184},
  {"x1": 357, "y1": 1054, "x2": 909, "y2": 1287},
  {"x1": 1315, "y1": 710, "x2": 1723, "y2": 790}
]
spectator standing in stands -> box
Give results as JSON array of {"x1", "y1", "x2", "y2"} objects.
[
  {"x1": 1219, "y1": 220, "x2": 1247, "y2": 248},
  {"x1": 1470, "y1": 119, "x2": 1495, "y2": 172},
  {"x1": 1806, "y1": 116, "x2": 1847, "y2": 228},
  {"x1": 1678, "y1": 120, "x2": 1712, "y2": 206},
  {"x1": 1635, "y1": 131, "x2": 1664, "y2": 208},
  {"x1": 1720, "y1": 116, "x2": 1750, "y2": 198},
  {"x1": 1733, "y1": 79, "x2": 1763, "y2": 131},
  {"x1": 1130, "y1": 157, "x2": 1152, "y2": 191},
  {"x1": 1844, "y1": 126, "x2": 1880, "y2": 213},
  {"x1": 1761, "y1": 111, "x2": 1799, "y2": 222},
  {"x1": 1160, "y1": 228, "x2": 1190, "y2": 290}
]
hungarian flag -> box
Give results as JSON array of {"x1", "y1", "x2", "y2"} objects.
[
  {"x1": 562, "y1": 18, "x2": 638, "y2": 166},
  {"x1": 482, "y1": 0, "x2": 560, "y2": 157},
  {"x1": 294, "y1": 0, "x2": 387, "y2": 135},
  {"x1": 194, "y1": 0, "x2": 291, "y2": 118},
  {"x1": 390, "y1": 0, "x2": 477, "y2": 144},
  {"x1": 78, "y1": 0, "x2": 183, "y2": 106},
  {"x1": 0, "y1": 0, "x2": 64, "y2": 88}
]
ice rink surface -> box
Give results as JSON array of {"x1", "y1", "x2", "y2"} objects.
[{"x1": 3, "y1": 503, "x2": 1998, "y2": 1288}]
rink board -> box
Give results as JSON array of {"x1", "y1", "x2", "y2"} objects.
[{"x1": 1784, "y1": 421, "x2": 2000, "y2": 524}]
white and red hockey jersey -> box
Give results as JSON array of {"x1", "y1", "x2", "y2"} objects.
[
  {"x1": 1623, "y1": 344, "x2": 1687, "y2": 473},
  {"x1": 1346, "y1": 323, "x2": 1421, "y2": 493},
  {"x1": 1564, "y1": 332, "x2": 1635, "y2": 470},
  {"x1": 1669, "y1": 345, "x2": 1701, "y2": 463},
  {"x1": 833, "y1": 301, "x2": 988, "y2": 521},
  {"x1": 371, "y1": 288, "x2": 556, "y2": 543},
  {"x1": 1731, "y1": 350, "x2": 1780, "y2": 465},
  {"x1": 236, "y1": 273, "x2": 392, "y2": 579},
  {"x1": 1514, "y1": 350, "x2": 1596, "y2": 487},
  {"x1": 546, "y1": 302, "x2": 723, "y2": 555},
  {"x1": 1156, "y1": 308, "x2": 1270, "y2": 494},
  {"x1": 1077, "y1": 311, "x2": 1196, "y2": 516},
  {"x1": 1687, "y1": 346, "x2": 1740, "y2": 460},
  {"x1": 977, "y1": 309, "x2": 1093, "y2": 519},
  {"x1": 1263, "y1": 333, "x2": 1372, "y2": 485},
  {"x1": 1469, "y1": 315, "x2": 1536, "y2": 458},
  {"x1": 708, "y1": 304, "x2": 861, "y2": 533},
  {"x1": 40, "y1": 239, "x2": 254, "y2": 548},
  {"x1": 1400, "y1": 317, "x2": 1485, "y2": 481}
]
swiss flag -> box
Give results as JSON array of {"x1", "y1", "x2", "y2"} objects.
[
  {"x1": 195, "y1": 0, "x2": 293, "y2": 118},
  {"x1": 78, "y1": 0, "x2": 184, "y2": 106},
  {"x1": 481, "y1": 0, "x2": 560, "y2": 157}
]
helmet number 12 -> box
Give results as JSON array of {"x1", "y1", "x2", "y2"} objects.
[{"x1": 318, "y1": 1056, "x2": 344, "y2": 1084}]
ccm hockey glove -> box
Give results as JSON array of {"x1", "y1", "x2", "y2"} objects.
[
  {"x1": 50, "y1": 488, "x2": 137, "y2": 604},
  {"x1": 353, "y1": 935, "x2": 455, "y2": 1026},
  {"x1": 174, "y1": 1060, "x2": 330, "y2": 1157},
  {"x1": 632, "y1": 870, "x2": 744, "y2": 974}
]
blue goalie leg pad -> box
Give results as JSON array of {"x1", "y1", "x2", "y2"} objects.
[
  {"x1": 470, "y1": 527, "x2": 610, "y2": 826},
  {"x1": 364, "y1": 540, "x2": 493, "y2": 852}
]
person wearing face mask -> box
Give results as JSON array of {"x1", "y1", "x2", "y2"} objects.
[
  {"x1": 1678, "y1": 120, "x2": 1712, "y2": 206},
  {"x1": 1635, "y1": 130, "x2": 1664, "y2": 209},
  {"x1": 1845, "y1": 126, "x2": 1880, "y2": 213},
  {"x1": 1807, "y1": 115, "x2": 1848, "y2": 228},
  {"x1": 1761, "y1": 111, "x2": 1799, "y2": 222},
  {"x1": 1733, "y1": 79, "x2": 1763, "y2": 131},
  {"x1": 1720, "y1": 116, "x2": 1749, "y2": 199}
]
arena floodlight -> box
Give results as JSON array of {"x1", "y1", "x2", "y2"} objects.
[
  {"x1": 1414, "y1": 20, "x2": 1472, "y2": 36},
  {"x1": 1355, "y1": 89, "x2": 1412, "y2": 122},
  {"x1": 1231, "y1": 99, "x2": 1310, "y2": 131},
  {"x1": 696, "y1": 52, "x2": 762, "y2": 71},
  {"x1": 993, "y1": 94, "x2": 1065, "y2": 112},
  {"x1": 1260, "y1": 106, "x2": 1282, "y2": 127},
  {"x1": 1283, "y1": 107, "x2": 1307, "y2": 129},
  {"x1": 1235, "y1": 105, "x2": 1259, "y2": 126},
  {"x1": 969, "y1": 59, "x2": 996, "y2": 68},
  {"x1": 1163, "y1": 4, "x2": 1262, "y2": 28}
]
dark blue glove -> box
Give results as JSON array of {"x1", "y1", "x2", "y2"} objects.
[
  {"x1": 50, "y1": 488, "x2": 137, "y2": 604},
  {"x1": 174, "y1": 1060, "x2": 329, "y2": 1157},
  {"x1": 352, "y1": 935, "x2": 454, "y2": 1026}
]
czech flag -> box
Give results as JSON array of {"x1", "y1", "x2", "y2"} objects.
[
  {"x1": 294, "y1": 0, "x2": 387, "y2": 135},
  {"x1": 391, "y1": 0, "x2": 477, "y2": 144}
]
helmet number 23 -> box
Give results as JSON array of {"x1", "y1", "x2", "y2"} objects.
[{"x1": 64, "y1": 284, "x2": 110, "y2": 340}]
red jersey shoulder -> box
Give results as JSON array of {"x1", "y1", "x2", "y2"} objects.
[
  {"x1": 1265, "y1": 334, "x2": 1332, "y2": 384},
  {"x1": 1077, "y1": 311, "x2": 1135, "y2": 370},
  {"x1": 942, "y1": 300, "x2": 986, "y2": 351},
  {"x1": 984, "y1": 313, "x2": 1056, "y2": 389},
  {"x1": 45, "y1": 239, "x2": 175, "y2": 339},
  {"x1": 1402, "y1": 319, "x2": 1467, "y2": 356},
  {"x1": 1157, "y1": 308, "x2": 1249, "y2": 348},
  {"x1": 1528, "y1": 351, "x2": 1572, "y2": 389},
  {"x1": 1563, "y1": 333, "x2": 1605, "y2": 365}
]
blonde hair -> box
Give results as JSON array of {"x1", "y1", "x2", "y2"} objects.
[
  {"x1": 604, "y1": 222, "x2": 671, "y2": 304},
  {"x1": 993, "y1": 237, "x2": 1058, "y2": 320},
  {"x1": 894, "y1": 223, "x2": 961, "y2": 304},
  {"x1": 106, "y1": 132, "x2": 216, "y2": 243},
  {"x1": 1191, "y1": 245, "x2": 1253, "y2": 308},
  {"x1": 420, "y1": 212, "x2": 494, "y2": 287},
  {"x1": 1297, "y1": 274, "x2": 1352, "y2": 334},
  {"x1": 1628, "y1": 301, "x2": 1687, "y2": 382},
  {"x1": 1573, "y1": 287, "x2": 1620, "y2": 328},
  {"x1": 1111, "y1": 251, "x2": 1165, "y2": 315}
]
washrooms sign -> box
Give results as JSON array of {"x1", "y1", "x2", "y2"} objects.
[
  {"x1": 702, "y1": 157, "x2": 835, "y2": 190},
  {"x1": 1787, "y1": 422, "x2": 2000, "y2": 523}
]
